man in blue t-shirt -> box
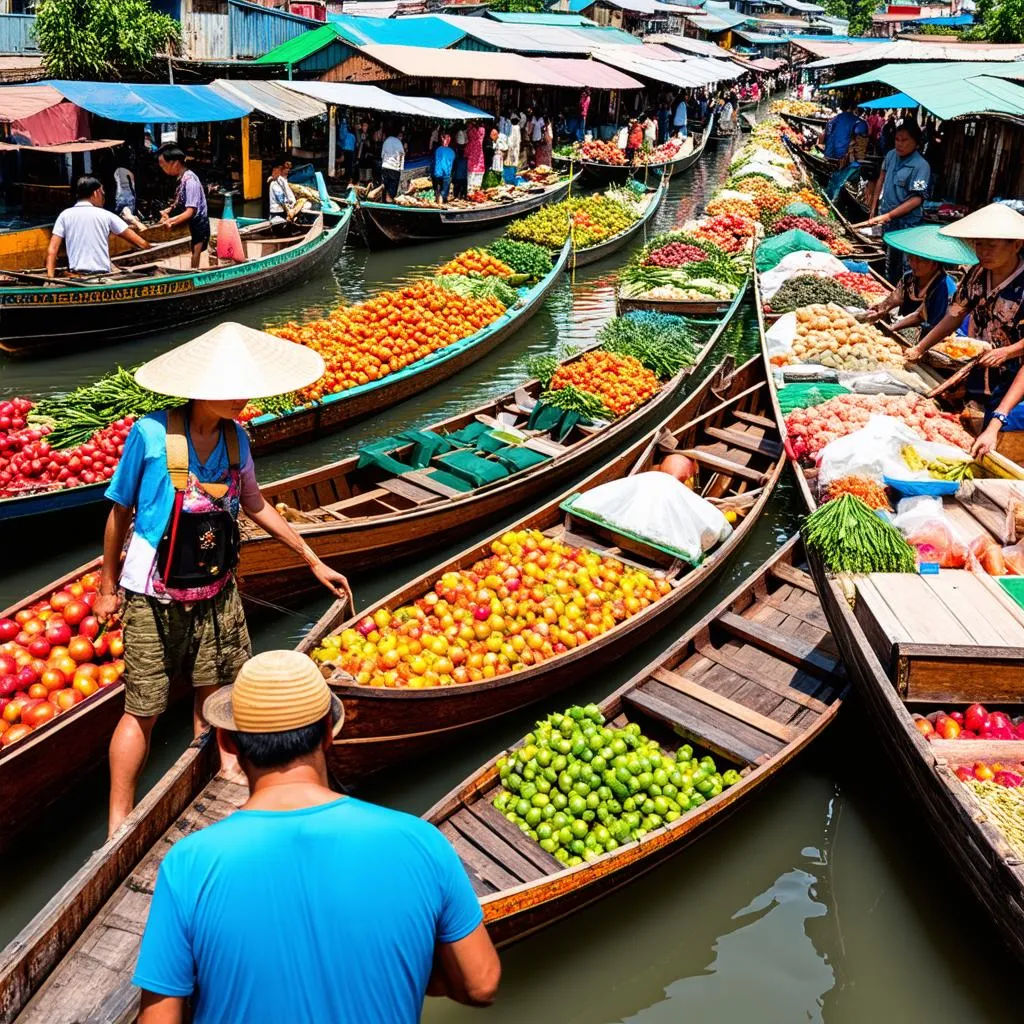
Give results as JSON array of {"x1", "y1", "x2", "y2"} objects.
[
  {"x1": 134, "y1": 650, "x2": 501, "y2": 1024},
  {"x1": 821, "y1": 101, "x2": 867, "y2": 165},
  {"x1": 433, "y1": 132, "x2": 456, "y2": 203}
]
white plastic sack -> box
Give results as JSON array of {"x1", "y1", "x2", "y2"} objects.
[
  {"x1": 759, "y1": 251, "x2": 850, "y2": 300},
  {"x1": 817, "y1": 415, "x2": 970, "y2": 487},
  {"x1": 735, "y1": 163, "x2": 795, "y2": 188},
  {"x1": 711, "y1": 189, "x2": 760, "y2": 206},
  {"x1": 738, "y1": 147, "x2": 794, "y2": 169},
  {"x1": 765, "y1": 312, "x2": 798, "y2": 359},
  {"x1": 572, "y1": 471, "x2": 731, "y2": 563}
]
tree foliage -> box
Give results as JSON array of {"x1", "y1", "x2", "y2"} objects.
[
  {"x1": 486, "y1": 0, "x2": 544, "y2": 10},
  {"x1": 820, "y1": 0, "x2": 850, "y2": 18},
  {"x1": 970, "y1": 0, "x2": 1024, "y2": 41},
  {"x1": 847, "y1": 0, "x2": 878, "y2": 36},
  {"x1": 34, "y1": 0, "x2": 180, "y2": 80}
]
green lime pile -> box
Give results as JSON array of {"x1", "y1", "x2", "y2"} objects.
[
  {"x1": 508, "y1": 194, "x2": 637, "y2": 249},
  {"x1": 493, "y1": 704, "x2": 740, "y2": 867}
]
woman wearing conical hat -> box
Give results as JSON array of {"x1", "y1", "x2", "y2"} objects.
[
  {"x1": 94, "y1": 324, "x2": 350, "y2": 838},
  {"x1": 907, "y1": 202, "x2": 1024, "y2": 458}
]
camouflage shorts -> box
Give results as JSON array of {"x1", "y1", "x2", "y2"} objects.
[{"x1": 121, "y1": 580, "x2": 252, "y2": 717}]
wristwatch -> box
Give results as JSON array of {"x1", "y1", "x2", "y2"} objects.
[{"x1": 992, "y1": 412, "x2": 1009, "y2": 429}]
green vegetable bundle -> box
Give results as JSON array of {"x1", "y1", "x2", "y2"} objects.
[
  {"x1": 487, "y1": 238, "x2": 553, "y2": 278},
  {"x1": 247, "y1": 391, "x2": 301, "y2": 419},
  {"x1": 768, "y1": 274, "x2": 867, "y2": 314},
  {"x1": 598, "y1": 314, "x2": 699, "y2": 378},
  {"x1": 802, "y1": 494, "x2": 916, "y2": 574},
  {"x1": 435, "y1": 274, "x2": 518, "y2": 308},
  {"x1": 539, "y1": 384, "x2": 611, "y2": 420},
  {"x1": 776, "y1": 382, "x2": 851, "y2": 414},
  {"x1": 30, "y1": 367, "x2": 185, "y2": 450},
  {"x1": 525, "y1": 353, "x2": 560, "y2": 388}
]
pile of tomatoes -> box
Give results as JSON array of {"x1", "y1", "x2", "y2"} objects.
[
  {"x1": 549, "y1": 351, "x2": 659, "y2": 418},
  {"x1": 0, "y1": 572, "x2": 125, "y2": 749},
  {"x1": 691, "y1": 214, "x2": 759, "y2": 254},
  {"x1": 581, "y1": 140, "x2": 626, "y2": 166},
  {"x1": 437, "y1": 249, "x2": 514, "y2": 278},
  {"x1": 271, "y1": 281, "x2": 507, "y2": 403},
  {"x1": 0, "y1": 401, "x2": 133, "y2": 499}
]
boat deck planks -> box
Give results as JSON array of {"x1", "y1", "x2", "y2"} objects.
[{"x1": 16, "y1": 774, "x2": 248, "y2": 1024}]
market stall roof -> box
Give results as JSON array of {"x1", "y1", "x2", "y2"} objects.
[
  {"x1": 0, "y1": 84, "x2": 64, "y2": 121},
  {"x1": 732, "y1": 29, "x2": 787, "y2": 45},
  {"x1": 591, "y1": 0, "x2": 696, "y2": 13},
  {"x1": 0, "y1": 137, "x2": 123, "y2": 153},
  {"x1": 807, "y1": 40, "x2": 1024, "y2": 69},
  {"x1": 438, "y1": 15, "x2": 641, "y2": 52},
  {"x1": 279, "y1": 80, "x2": 492, "y2": 119},
  {"x1": 209, "y1": 79, "x2": 326, "y2": 122},
  {"x1": 530, "y1": 56, "x2": 644, "y2": 89},
  {"x1": 355, "y1": 42, "x2": 583, "y2": 84},
  {"x1": 41, "y1": 81, "x2": 249, "y2": 123},
  {"x1": 777, "y1": 0, "x2": 824, "y2": 12},
  {"x1": 857, "y1": 91, "x2": 918, "y2": 110},
  {"x1": 327, "y1": 13, "x2": 466, "y2": 48},
  {"x1": 827, "y1": 62, "x2": 1024, "y2": 120},
  {"x1": 643, "y1": 33, "x2": 734, "y2": 59},
  {"x1": 738, "y1": 56, "x2": 786, "y2": 72},
  {"x1": 257, "y1": 23, "x2": 345, "y2": 64},
  {"x1": 486, "y1": 12, "x2": 597, "y2": 23},
  {"x1": 592, "y1": 48, "x2": 740, "y2": 87}
]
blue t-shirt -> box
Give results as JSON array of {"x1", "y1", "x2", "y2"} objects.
[
  {"x1": 823, "y1": 111, "x2": 867, "y2": 160},
  {"x1": 132, "y1": 797, "x2": 482, "y2": 1024},
  {"x1": 433, "y1": 145, "x2": 456, "y2": 178},
  {"x1": 880, "y1": 148, "x2": 931, "y2": 228},
  {"x1": 105, "y1": 410, "x2": 256, "y2": 596},
  {"x1": 898, "y1": 270, "x2": 956, "y2": 332}
]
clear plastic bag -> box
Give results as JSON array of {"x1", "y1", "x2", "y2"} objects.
[
  {"x1": 891, "y1": 496, "x2": 969, "y2": 569},
  {"x1": 570, "y1": 472, "x2": 731, "y2": 563},
  {"x1": 758, "y1": 250, "x2": 849, "y2": 297}
]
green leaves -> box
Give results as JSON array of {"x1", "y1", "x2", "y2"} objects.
[{"x1": 35, "y1": 0, "x2": 181, "y2": 79}]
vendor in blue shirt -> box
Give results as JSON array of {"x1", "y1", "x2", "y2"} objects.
[
  {"x1": 821, "y1": 100, "x2": 867, "y2": 166},
  {"x1": 432, "y1": 132, "x2": 456, "y2": 203},
  {"x1": 856, "y1": 119, "x2": 932, "y2": 283}
]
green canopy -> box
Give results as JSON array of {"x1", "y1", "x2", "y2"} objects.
[{"x1": 882, "y1": 223, "x2": 978, "y2": 266}]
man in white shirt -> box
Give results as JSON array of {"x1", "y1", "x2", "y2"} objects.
[
  {"x1": 380, "y1": 128, "x2": 405, "y2": 202},
  {"x1": 46, "y1": 175, "x2": 149, "y2": 277},
  {"x1": 267, "y1": 155, "x2": 305, "y2": 236}
]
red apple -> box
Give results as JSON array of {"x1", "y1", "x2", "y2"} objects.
[
  {"x1": 974, "y1": 762, "x2": 996, "y2": 782},
  {"x1": 964, "y1": 703, "x2": 987, "y2": 732},
  {"x1": 914, "y1": 717, "x2": 935, "y2": 737},
  {"x1": 62, "y1": 601, "x2": 89, "y2": 626},
  {"x1": 937, "y1": 717, "x2": 962, "y2": 740},
  {"x1": 0, "y1": 653, "x2": 15, "y2": 677},
  {"x1": 949, "y1": 711, "x2": 964, "y2": 726},
  {"x1": 0, "y1": 675, "x2": 15, "y2": 698},
  {"x1": 955, "y1": 766, "x2": 974, "y2": 782},
  {"x1": 15, "y1": 664, "x2": 39, "y2": 688},
  {"x1": 27, "y1": 637, "x2": 50, "y2": 660},
  {"x1": 0, "y1": 619, "x2": 18, "y2": 642},
  {"x1": 78, "y1": 615, "x2": 100, "y2": 640},
  {"x1": 48, "y1": 590, "x2": 72, "y2": 612},
  {"x1": 44, "y1": 621, "x2": 72, "y2": 646}
]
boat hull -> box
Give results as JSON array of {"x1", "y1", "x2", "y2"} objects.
[
  {"x1": 246, "y1": 241, "x2": 572, "y2": 454},
  {"x1": 353, "y1": 176, "x2": 577, "y2": 246},
  {"x1": 567, "y1": 179, "x2": 667, "y2": 271},
  {"x1": 0, "y1": 210, "x2": 351, "y2": 357}
]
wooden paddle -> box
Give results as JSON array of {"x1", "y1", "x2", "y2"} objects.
[{"x1": 927, "y1": 357, "x2": 978, "y2": 400}]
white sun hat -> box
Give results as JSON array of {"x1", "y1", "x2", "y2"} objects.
[
  {"x1": 134, "y1": 322, "x2": 325, "y2": 400},
  {"x1": 939, "y1": 202, "x2": 1024, "y2": 241}
]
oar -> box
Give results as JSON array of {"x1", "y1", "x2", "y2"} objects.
[
  {"x1": 0, "y1": 269, "x2": 92, "y2": 288},
  {"x1": 927, "y1": 357, "x2": 978, "y2": 401}
]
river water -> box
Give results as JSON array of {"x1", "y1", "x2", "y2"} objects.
[{"x1": 0, "y1": 127, "x2": 1018, "y2": 1023}]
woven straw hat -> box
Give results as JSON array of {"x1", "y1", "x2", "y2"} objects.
[
  {"x1": 883, "y1": 223, "x2": 978, "y2": 265},
  {"x1": 939, "y1": 203, "x2": 1024, "y2": 241},
  {"x1": 134, "y1": 322, "x2": 325, "y2": 401},
  {"x1": 203, "y1": 650, "x2": 344, "y2": 736}
]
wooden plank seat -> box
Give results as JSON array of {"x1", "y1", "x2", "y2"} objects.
[
  {"x1": 448, "y1": 809, "x2": 545, "y2": 883},
  {"x1": 732, "y1": 409, "x2": 777, "y2": 430},
  {"x1": 377, "y1": 477, "x2": 446, "y2": 506},
  {"x1": 771, "y1": 562, "x2": 815, "y2": 592},
  {"x1": 716, "y1": 611, "x2": 841, "y2": 681},
  {"x1": 705, "y1": 425, "x2": 782, "y2": 459},
  {"x1": 400, "y1": 470, "x2": 468, "y2": 498},
  {"x1": 523, "y1": 437, "x2": 569, "y2": 457},
  {"x1": 465, "y1": 800, "x2": 562, "y2": 874},
  {"x1": 678, "y1": 448, "x2": 768, "y2": 484}
]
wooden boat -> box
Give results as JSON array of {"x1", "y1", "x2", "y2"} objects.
[
  {"x1": 779, "y1": 111, "x2": 829, "y2": 133},
  {"x1": 740, "y1": 112, "x2": 756, "y2": 134},
  {"x1": 616, "y1": 281, "x2": 746, "y2": 319},
  {"x1": 555, "y1": 130, "x2": 709, "y2": 186},
  {"x1": 246, "y1": 240, "x2": 572, "y2": 455},
  {"x1": 241, "y1": 283, "x2": 733, "y2": 599},
  {"x1": 0, "y1": 538, "x2": 843, "y2": 1022},
  {"x1": 429, "y1": 535, "x2": 845, "y2": 947},
  {"x1": 349, "y1": 172, "x2": 580, "y2": 247},
  {"x1": 296, "y1": 353, "x2": 787, "y2": 782},
  {"x1": 0, "y1": 297, "x2": 737, "y2": 843},
  {"x1": 753, "y1": 237, "x2": 1024, "y2": 963},
  {"x1": 567, "y1": 177, "x2": 667, "y2": 271},
  {"x1": 0, "y1": 208, "x2": 352, "y2": 358}
]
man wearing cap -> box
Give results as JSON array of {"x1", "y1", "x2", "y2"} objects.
[
  {"x1": 133, "y1": 650, "x2": 501, "y2": 1024},
  {"x1": 908, "y1": 203, "x2": 1024, "y2": 458},
  {"x1": 97, "y1": 325, "x2": 351, "y2": 838}
]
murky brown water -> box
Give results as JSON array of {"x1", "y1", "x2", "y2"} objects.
[{"x1": 0, "y1": 126, "x2": 1017, "y2": 1022}]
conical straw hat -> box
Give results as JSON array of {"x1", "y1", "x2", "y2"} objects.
[
  {"x1": 939, "y1": 203, "x2": 1024, "y2": 241},
  {"x1": 204, "y1": 650, "x2": 344, "y2": 736},
  {"x1": 135, "y1": 322, "x2": 325, "y2": 400},
  {"x1": 882, "y1": 223, "x2": 978, "y2": 265}
]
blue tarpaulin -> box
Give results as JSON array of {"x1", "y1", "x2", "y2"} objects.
[
  {"x1": 858, "y1": 92, "x2": 920, "y2": 109},
  {"x1": 916, "y1": 14, "x2": 973, "y2": 25},
  {"x1": 42, "y1": 82, "x2": 251, "y2": 123}
]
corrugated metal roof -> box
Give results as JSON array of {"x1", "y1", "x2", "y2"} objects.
[
  {"x1": 532, "y1": 56, "x2": 644, "y2": 88},
  {"x1": 0, "y1": 84, "x2": 63, "y2": 121},
  {"x1": 256, "y1": 23, "x2": 341, "y2": 64},
  {"x1": 210, "y1": 79, "x2": 326, "y2": 122},
  {"x1": 703, "y1": 2, "x2": 756, "y2": 25},
  {"x1": 592, "y1": 0, "x2": 691, "y2": 13},
  {"x1": 778, "y1": 0, "x2": 823, "y2": 11},
  {"x1": 279, "y1": 80, "x2": 492, "y2": 119},
  {"x1": 644, "y1": 33, "x2": 733, "y2": 58},
  {"x1": 356, "y1": 43, "x2": 580, "y2": 84},
  {"x1": 807, "y1": 40, "x2": 1024, "y2": 68},
  {"x1": 486, "y1": 12, "x2": 597, "y2": 24},
  {"x1": 591, "y1": 47, "x2": 741, "y2": 86},
  {"x1": 327, "y1": 13, "x2": 466, "y2": 48},
  {"x1": 732, "y1": 29, "x2": 786, "y2": 44},
  {"x1": 438, "y1": 16, "x2": 640, "y2": 52},
  {"x1": 827, "y1": 61, "x2": 1024, "y2": 120}
]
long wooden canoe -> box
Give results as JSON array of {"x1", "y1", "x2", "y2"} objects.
[
  {"x1": 753, "y1": 234, "x2": 1024, "y2": 963},
  {"x1": 616, "y1": 287, "x2": 743, "y2": 318},
  {"x1": 239, "y1": 286, "x2": 737, "y2": 600},
  {"x1": 0, "y1": 208, "x2": 351, "y2": 358},
  {"x1": 0, "y1": 537, "x2": 844, "y2": 1022},
  {"x1": 246, "y1": 240, "x2": 572, "y2": 455},
  {"x1": 555, "y1": 129, "x2": 709, "y2": 187},
  {"x1": 296, "y1": 353, "x2": 787, "y2": 782},
  {"x1": 0, "y1": 301, "x2": 731, "y2": 844},
  {"x1": 567, "y1": 176, "x2": 667, "y2": 272},
  {"x1": 350, "y1": 172, "x2": 580, "y2": 247},
  {"x1": 429, "y1": 535, "x2": 846, "y2": 947}
]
